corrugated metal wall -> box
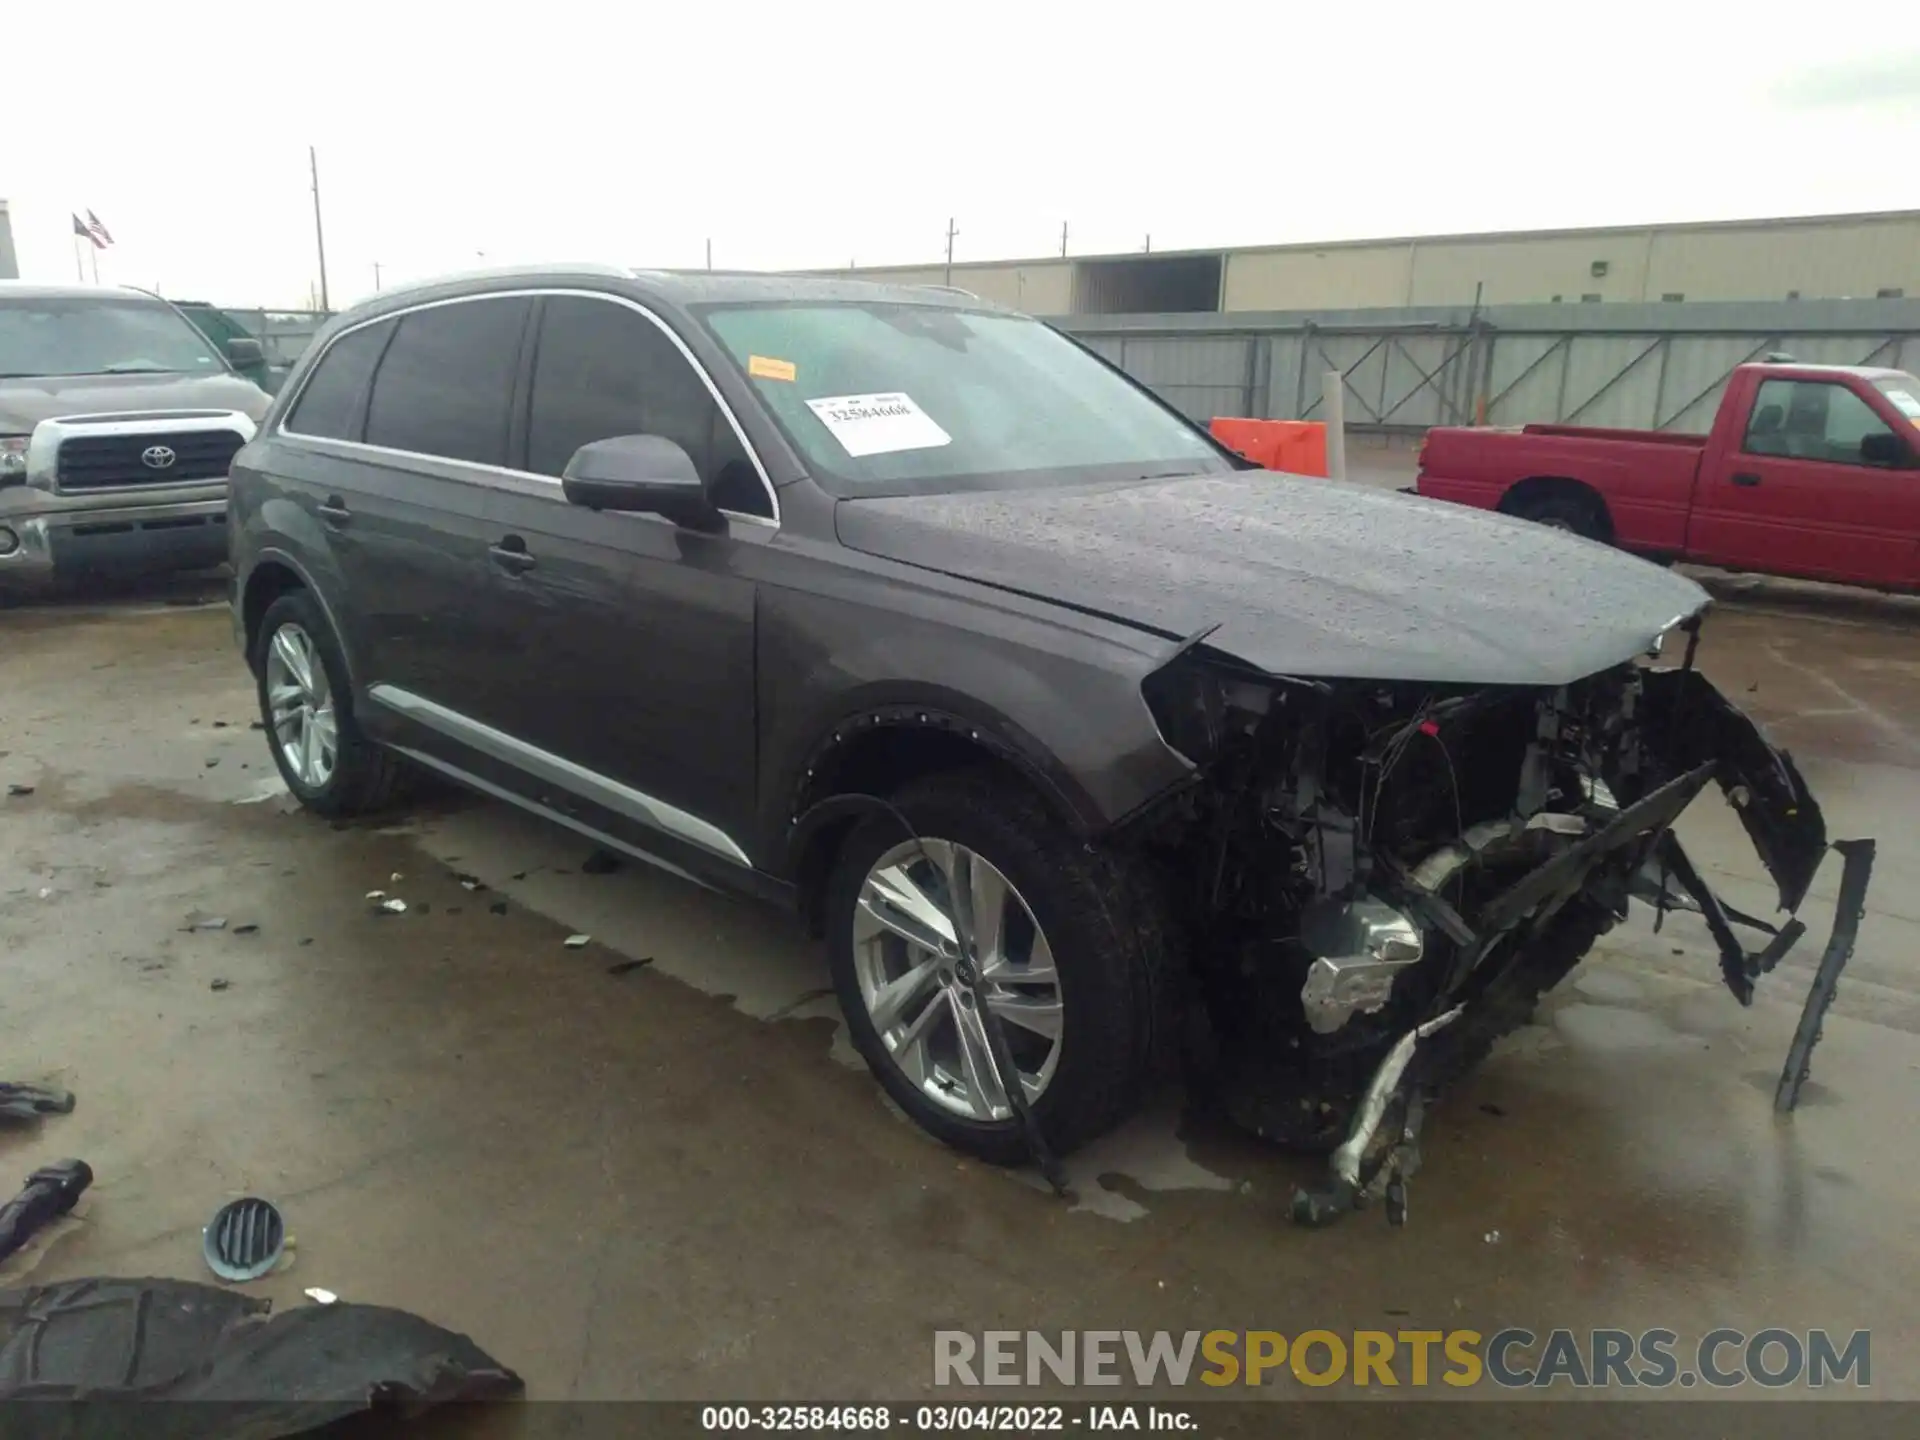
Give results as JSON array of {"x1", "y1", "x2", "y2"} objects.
[
  {"x1": 819, "y1": 212, "x2": 1920, "y2": 314},
  {"x1": 1063, "y1": 300, "x2": 1920, "y2": 434}
]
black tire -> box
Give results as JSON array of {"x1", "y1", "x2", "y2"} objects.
[
  {"x1": 824, "y1": 769, "x2": 1176, "y2": 1164},
  {"x1": 252, "y1": 590, "x2": 406, "y2": 817},
  {"x1": 1510, "y1": 489, "x2": 1606, "y2": 540}
]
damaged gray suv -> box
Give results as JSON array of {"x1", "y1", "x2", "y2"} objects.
[{"x1": 229, "y1": 267, "x2": 1867, "y2": 1221}]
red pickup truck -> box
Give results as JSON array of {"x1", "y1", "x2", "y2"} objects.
[{"x1": 1415, "y1": 362, "x2": 1920, "y2": 590}]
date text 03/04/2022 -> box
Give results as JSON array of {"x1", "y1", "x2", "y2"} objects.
[{"x1": 701, "y1": 1405, "x2": 1193, "y2": 1432}]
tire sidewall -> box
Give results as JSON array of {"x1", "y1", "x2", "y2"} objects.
[
  {"x1": 1521, "y1": 494, "x2": 1601, "y2": 539},
  {"x1": 824, "y1": 781, "x2": 1137, "y2": 1163}
]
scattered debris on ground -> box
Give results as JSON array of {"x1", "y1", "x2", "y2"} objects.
[
  {"x1": 0, "y1": 1161, "x2": 92, "y2": 1266},
  {"x1": 564, "y1": 934, "x2": 591, "y2": 949},
  {"x1": 0, "y1": 1083, "x2": 75, "y2": 1123},
  {"x1": 210, "y1": 979, "x2": 231, "y2": 992},
  {"x1": 203, "y1": 1197, "x2": 286, "y2": 1282},
  {"x1": 5, "y1": 784, "x2": 33, "y2": 798},
  {"x1": 0, "y1": 1277, "x2": 522, "y2": 1423},
  {"x1": 304, "y1": 1287, "x2": 337, "y2": 1305},
  {"x1": 606, "y1": 958, "x2": 654, "y2": 977},
  {"x1": 183, "y1": 915, "x2": 228, "y2": 933},
  {"x1": 232, "y1": 924, "x2": 259, "y2": 936}
]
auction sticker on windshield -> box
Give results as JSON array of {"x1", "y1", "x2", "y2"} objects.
[{"x1": 805, "y1": 392, "x2": 952, "y2": 457}]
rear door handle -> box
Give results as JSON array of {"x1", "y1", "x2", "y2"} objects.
[
  {"x1": 488, "y1": 538, "x2": 537, "y2": 575},
  {"x1": 1731, "y1": 472, "x2": 1762, "y2": 488},
  {"x1": 317, "y1": 496, "x2": 351, "y2": 525}
]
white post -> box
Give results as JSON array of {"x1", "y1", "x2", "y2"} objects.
[{"x1": 1322, "y1": 371, "x2": 1347, "y2": 481}]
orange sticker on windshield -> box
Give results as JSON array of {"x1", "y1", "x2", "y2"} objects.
[{"x1": 749, "y1": 355, "x2": 797, "y2": 382}]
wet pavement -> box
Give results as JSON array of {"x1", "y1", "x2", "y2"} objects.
[{"x1": 1, "y1": 574, "x2": 1918, "y2": 1404}]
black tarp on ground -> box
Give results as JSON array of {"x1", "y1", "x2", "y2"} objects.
[{"x1": 0, "y1": 1277, "x2": 521, "y2": 1438}]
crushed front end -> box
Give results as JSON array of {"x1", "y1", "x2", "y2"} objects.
[{"x1": 1127, "y1": 617, "x2": 1871, "y2": 1226}]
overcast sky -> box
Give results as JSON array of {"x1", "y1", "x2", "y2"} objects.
[{"x1": 2, "y1": 1, "x2": 1912, "y2": 309}]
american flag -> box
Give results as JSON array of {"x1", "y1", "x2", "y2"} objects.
[{"x1": 72, "y1": 211, "x2": 113, "y2": 248}]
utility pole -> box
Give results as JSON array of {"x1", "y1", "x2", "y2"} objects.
[
  {"x1": 309, "y1": 146, "x2": 331, "y2": 313},
  {"x1": 1060, "y1": 221, "x2": 1068, "y2": 258},
  {"x1": 944, "y1": 217, "x2": 959, "y2": 286},
  {"x1": 1144, "y1": 234, "x2": 1152, "y2": 254},
  {"x1": 706, "y1": 238, "x2": 712, "y2": 271},
  {"x1": 372, "y1": 261, "x2": 383, "y2": 291}
]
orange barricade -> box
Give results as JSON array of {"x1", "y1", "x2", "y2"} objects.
[{"x1": 1209, "y1": 418, "x2": 1329, "y2": 477}]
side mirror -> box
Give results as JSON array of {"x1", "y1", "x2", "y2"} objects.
[
  {"x1": 1860, "y1": 431, "x2": 1908, "y2": 467},
  {"x1": 225, "y1": 337, "x2": 265, "y2": 367},
  {"x1": 561, "y1": 435, "x2": 723, "y2": 531}
]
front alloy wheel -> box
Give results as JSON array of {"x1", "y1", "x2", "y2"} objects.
[
  {"x1": 824, "y1": 770, "x2": 1167, "y2": 1164},
  {"x1": 852, "y1": 838, "x2": 1064, "y2": 1121}
]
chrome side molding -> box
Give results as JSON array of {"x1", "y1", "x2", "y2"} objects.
[{"x1": 368, "y1": 684, "x2": 751, "y2": 867}]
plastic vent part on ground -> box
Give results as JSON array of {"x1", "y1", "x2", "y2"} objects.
[{"x1": 203, "y1": 1197, "x2": 285, "y2": 1282}]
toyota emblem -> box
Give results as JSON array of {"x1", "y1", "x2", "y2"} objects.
[{"x1": 140, "y1": 445, "x2": 177, "y2": 470}]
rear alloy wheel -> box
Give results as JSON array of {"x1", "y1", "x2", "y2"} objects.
[
  {"x1": 825, "y1": 770, "x2": 1171, "y2": 1163},
  {"x1": 264, "y1": 621, "x2": 338, "y2": 791},
  {"x1": 252, "y1": 590, "x2": 406, "y2": 816}
]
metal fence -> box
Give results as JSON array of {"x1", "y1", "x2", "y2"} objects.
[
  {"x1": 1061, "y1": 299, "x2": 1920, "y2": 436},
  {"x1": 218, "y1": 298, "x2": 1920, "y2": 436}
]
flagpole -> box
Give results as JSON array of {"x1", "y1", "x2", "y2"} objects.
[
  {"x1": 89, "y1": 247, "x2": 99, "y2": 285},
  {"x1": 309, "y1": 146, "x2": 331, "y2": 313},
  {"x1": 73, "y1": 235, "x2": 85, "y2": 282}
]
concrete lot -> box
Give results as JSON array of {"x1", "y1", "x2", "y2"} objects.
[{"x1": 2, "y1": 563, "x2": 1918, "y2": 1407}]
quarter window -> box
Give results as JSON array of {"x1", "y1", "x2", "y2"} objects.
[
  {"x1": 526, "y1": 296, "x2": 769, "y2": 518},
  {"x1": 364, "y1": 297, "x2": 530, "y2": 466},
  {"x1": 1744, "y1": 379, "x2": 1897, "y2": 467},
  {"x1": 284, "y1": 320, "x2": 392, "y2": 441}
]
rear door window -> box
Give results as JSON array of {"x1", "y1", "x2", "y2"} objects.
[
  {"x1": 364, "y1": 298, "x2": 530, "y2": 466},
  {"x1": 525, "y1": 295, "x2": 769, "y2": 518},
  {"x1": 284, "y1": 320, "x2": 392, "y2": 440}
]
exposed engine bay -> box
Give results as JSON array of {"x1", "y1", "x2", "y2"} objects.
[{"x1": 1129, "y1": 615, "x2": 1873, "y2": 1226}]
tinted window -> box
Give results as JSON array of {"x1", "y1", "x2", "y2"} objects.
[
  {"x1": 1745, "y1": 379, "x2": 1897, "y2": 466},
  {"x1": 365, "y1": 297, "x2": 529, "y2": 465},
  {"x1": 285, "y1": 320, "x2": 391, "y2": 440},
  {"x1": 526, "y1": 296, "x2": 768, "y2": 517}
]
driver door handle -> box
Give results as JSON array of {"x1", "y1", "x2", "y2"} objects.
[
  {"x1": 317, "y1": 496, "x2": 352, "y2": 525},
  {"x1": 489, "y1": 537, "x2": 537, "y2": 575},
  {"x1": 1731, "y1": 472, "x2": 1762, "y2": 488}
]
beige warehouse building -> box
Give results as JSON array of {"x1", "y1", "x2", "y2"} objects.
[{"x1": 819, "y1": 209, "x2": 1920, "y2": 316}]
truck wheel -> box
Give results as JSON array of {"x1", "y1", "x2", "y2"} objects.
[
  {"x1": 824, "y1": 770, "x2": 1173, "y2": 1164},
  {"x1": 1511, "y1": 491, "x2": 1605, "y2": 540},
  {"x1": 253, "y1": 591, "x2": 406, "y2": 817}
]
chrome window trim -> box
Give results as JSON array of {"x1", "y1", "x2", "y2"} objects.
[
  {"x1": 368, "y1": 683, "x2": 751, "y2": 867},
  {"x1": 24, "y1": 410, "x2": 257, "y2": 494},
  {"x1": 277, "y1": 286, "x2": 780, "y2": 526}
]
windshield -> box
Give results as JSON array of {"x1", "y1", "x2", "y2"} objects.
[
  {"x1": 698, "y1": 302, "x2": 1235, "y2": 496},
  {"x1": 0, "y1": 297, "x2": 228, "y2": 379},
  {"x1": 1872, "y1": 374, "x2": 1920, "y2": 423}
]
